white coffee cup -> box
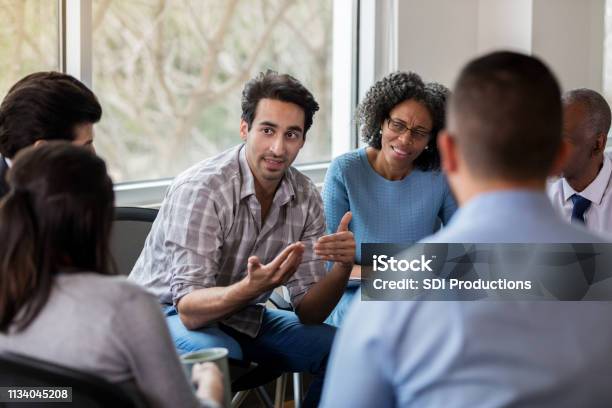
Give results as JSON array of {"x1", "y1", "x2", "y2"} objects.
[{"x1": 181, "y1": 347, "x2": 231, "y2": 408}]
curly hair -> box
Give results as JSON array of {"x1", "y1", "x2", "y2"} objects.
[{"x1": 357, "y1": 71, "x2": 449, "y2": 171}]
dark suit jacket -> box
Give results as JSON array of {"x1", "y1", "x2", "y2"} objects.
[{"x1": 0, "y1": 156, "x2": 9, "y2": 199}]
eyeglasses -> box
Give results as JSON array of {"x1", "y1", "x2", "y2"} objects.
[{"x1": 386, "y1": 118, "x2": 431, "y2": 141}]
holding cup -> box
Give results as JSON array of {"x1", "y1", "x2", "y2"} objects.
[{"x1": 181, "y1": 347, "x2": 231, "y2": 408}]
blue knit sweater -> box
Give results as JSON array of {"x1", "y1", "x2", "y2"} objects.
[{"x1": 323, "y1": 148, "x2": 457, "y2": 263}]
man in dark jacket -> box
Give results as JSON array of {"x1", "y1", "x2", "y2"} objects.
[{"x1": 0, "y1": 72, "x2": 102, "y2": 198}]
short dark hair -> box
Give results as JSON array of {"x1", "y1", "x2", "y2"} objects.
[
  {"x1": 241, "y1": 70, "x2": 319, "y2": 136},
  {"x1": 0, "y1": 142, "x2": 115, "y2": 333},
  {"x1": 357, "y1": 71, "x2": 449, "y2": 171},
  {"x1": 0, "y1": 72, "x2": 102, "y2": 159},
  {"x1": 562, "y1": 88, "x2": 611, "y2": 138},
  {"x1": 449, "y1": 51, "x2": 562, "y2": 181}
]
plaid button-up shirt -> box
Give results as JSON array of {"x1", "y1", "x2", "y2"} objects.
[{"x1": 129, "y1": 144, "x2": 327, "y2": 337}]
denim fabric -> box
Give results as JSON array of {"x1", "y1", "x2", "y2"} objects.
[
  {"x1": 323, "y1": 284, "x2": 360, "y2": 327},
  {"x1": 163, "y1": 306, "x2": 335, "y2": 408}
]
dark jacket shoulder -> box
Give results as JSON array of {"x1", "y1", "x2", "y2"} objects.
[{"x1": 0, "y1": 156, "x2": 9, "y2": 198}]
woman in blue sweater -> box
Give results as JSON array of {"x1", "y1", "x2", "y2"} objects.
[{"x1": 323, "y1": 71, "x2": 457, "y2": 326}]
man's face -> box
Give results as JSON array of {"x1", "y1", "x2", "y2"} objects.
[
  {"x1": 72, "y1": 123, "x2": 96, "y2": 153},
  {"x1": 561, "y1": 102, "x2": 593, "y2": 179},
  {"x1": 240, "y1": 98, "x2": 305, "y2": 188}
]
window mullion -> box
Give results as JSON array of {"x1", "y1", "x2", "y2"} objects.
[
  {"x1": 62, "y1": 0, "x2": 93, "y2": 87},
  {"x1": 332, "y1": 0, "x2": 360, "y2": 157}
]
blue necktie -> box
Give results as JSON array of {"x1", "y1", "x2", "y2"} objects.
[{"x1": 570, "y1": 194, "x2": 591, "y2": 224}]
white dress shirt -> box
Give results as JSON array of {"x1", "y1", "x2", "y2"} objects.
[{"x1": 548, "y1": 152, "x2": 612, "y2": 240}]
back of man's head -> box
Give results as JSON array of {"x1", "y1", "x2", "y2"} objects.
[
  {"x1": 0, "y1": 72, "x2": 102, "y2": 159},
  {"x1": 448, "y1": 51, "x2": 562, "y2": 182}
]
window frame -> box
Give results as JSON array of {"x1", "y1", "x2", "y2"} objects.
[{"x1": 59, "y1": 0, "x2": 362, "y2": 206}]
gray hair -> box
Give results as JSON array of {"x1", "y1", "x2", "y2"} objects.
[{"x1": 562, "y1": 88, "x2": 611, "y2": 137}]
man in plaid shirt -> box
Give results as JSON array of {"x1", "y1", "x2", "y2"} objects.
[{"x1": 130, "y1": 71, "x2": 355, "y2": 407}]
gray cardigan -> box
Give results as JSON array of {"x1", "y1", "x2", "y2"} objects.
[{"x1": 0, "y1": 273, "x2": 216, "y2": 408}]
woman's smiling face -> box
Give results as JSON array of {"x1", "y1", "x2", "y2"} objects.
[{"x1": 379, "y1": 99, "x2": 433, "y2": 169}]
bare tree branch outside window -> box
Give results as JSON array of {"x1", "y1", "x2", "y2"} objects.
[
  {"x1": 0, "y1": 0, "x2": 58, "y2": 98},
  {"x1": 92, "y1": 0, "x2": 333, "y2": 182}
]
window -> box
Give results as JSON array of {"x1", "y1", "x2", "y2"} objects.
[
  {"x1": 91, "y1": 0, "x2": 334, "y2": 183},
  {"x1": 0, "y1": 0, "x2": 59, "y2": 97}
]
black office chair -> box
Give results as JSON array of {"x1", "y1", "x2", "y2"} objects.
[
  {"x1": 111, "y1": 206, "x2": 159, "y2": 275},
  {"x1": 111, "y1": 207, "x2": 302, "y2": 408},
  {"x1": 0, "y1": 352, "x2": 144, "y2": 408}
]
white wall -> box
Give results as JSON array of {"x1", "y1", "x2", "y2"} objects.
[
  {"x1": 477, "y1": 0, "x2": 532, "y2": 55},
  {"x1": 397, "y1": 0, "x2": 479, "y2": 86},
  {"x1": 393, "y1": 0, "x2": 606, "y2": 93},
  {"x1": 532, "y1": 0, "x2": 605, "y2": 92}
]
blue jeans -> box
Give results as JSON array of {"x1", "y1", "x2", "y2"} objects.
[
  {"x1": 164, "y1": 306, "x2": 335, "y2": 408},
  {"x1": 324, "y1": 284, "x2": 360, "y2": 327}
]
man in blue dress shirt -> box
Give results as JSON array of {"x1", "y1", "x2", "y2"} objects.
[{"x1": 321, "y1": 51, "x2": 611, "y2": 407}]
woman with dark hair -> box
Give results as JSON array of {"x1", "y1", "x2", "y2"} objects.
[
  {"x1": 323, "y1": 72, "x2": 457, "y2": 326},
  {"x1": 0, "y1": 143, "x2": 222, "y2": 408}
]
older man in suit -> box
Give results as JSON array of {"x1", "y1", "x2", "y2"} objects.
[
  {"x1": 0, "y1": 155, "x2": 8, "y2": 197},
  {"x1": 548, "y1": 88, "x2": 612, "y2": 239}
]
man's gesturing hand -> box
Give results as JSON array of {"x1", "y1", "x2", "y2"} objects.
[
  {"x1": 243, "y1": 242, "x2": 305, "y2": 297},
  {"x1": 314, "y1": 211, "x2": 355, "y2": 269}
]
